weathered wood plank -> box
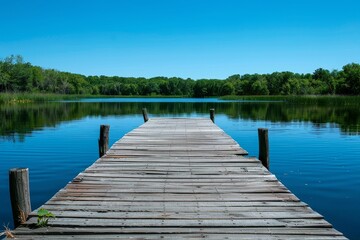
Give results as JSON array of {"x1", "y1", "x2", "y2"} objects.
[
  {"x1": 44, "y1": 200, "x2": 309, "y2": 207},
  {"x1": 38, "y1": 205, "x2": 313, "y2": 213},
  {"x1": 24, "y1": 217, "x2": 332, "y2": 228},
  {"x1": 10, "y1": 234, "x2": 348, "y2": 240},
  {"x1": 28, "y1": 210, "x2": 324, "y2": 219},
  {"x1": 13, "y1": 226, "x2": 345, "y2": 235}
]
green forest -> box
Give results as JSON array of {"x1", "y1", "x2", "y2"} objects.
[{"x1": 1, "y1": 55, "x2": 360, "y2": 97}]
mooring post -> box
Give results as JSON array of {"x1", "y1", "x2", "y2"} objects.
[
  {"x1": 210, "y1": 108, "x2": 215, "y2": 123},
  {"x1": 98, "y1": 125, "x2": 110, "y2": 157},
  {"x1": 258, "y1": 128, "x2": 269, "y2": 169},
  {"x1": 9, "y1": 168, "x2": 31, "y2": 228},
  {"x1": 142, "y1": 108, "x2": 149, "y2": 122}
]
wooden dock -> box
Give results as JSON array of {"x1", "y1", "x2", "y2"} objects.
[{"x1": 13, "y1": 118, "x2": 346, "y2": 239}]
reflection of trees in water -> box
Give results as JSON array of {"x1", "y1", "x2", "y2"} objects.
[{"x1": 1, "y1": 101, "x2": 359, "y2": 141}]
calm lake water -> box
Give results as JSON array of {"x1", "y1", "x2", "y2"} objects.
[{"x1": 1, "y1": 98, "x2": 359, "y2": 239}]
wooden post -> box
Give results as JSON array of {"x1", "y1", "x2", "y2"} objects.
[
  {"x1": 258, "y1": 128, "x2": 269, "y2": 169},
  {"x1": 9, "y1": 168, "x2": 31, "y2": 228},
  {"x1": 210, "y1": 108, "x2": 215, "y2": 123},
  {"x1": 98, "y1": 125, "x2": 110, "y2": 157},
  {"x1": 142, "y1": 108, "x2": 149, "y2": 122}
]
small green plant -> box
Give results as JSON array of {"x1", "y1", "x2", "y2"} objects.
[{"x1": 36, "y1": 208, "x2": 55, "y2": 227}]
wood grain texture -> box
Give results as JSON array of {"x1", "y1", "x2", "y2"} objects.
[
  {"x1": 12, "y1": 118, "x2": 347, "y2": 239},
  {"x1": 9, "y1": 168, "x2": 31, "y2": 227},
  {"x1": 98, "y1": 124, "x2": 110, "y2": 157}
]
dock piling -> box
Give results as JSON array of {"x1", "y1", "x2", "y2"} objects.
[
  {"x1": 142, "y1": 108, "x2": 149, "y2": 122},
  {"x1": 210, "y1": 108, "x2": 215, "y2": 123},
  {"x1": 9, "y1": 168, "x2": 31, "y2": 228},
  {"x1": 98, "y1": 125, "x2": 110, "y2": 157},
  {"x1": 258, "y1": 128, "x2": 269, "y2": 169}
]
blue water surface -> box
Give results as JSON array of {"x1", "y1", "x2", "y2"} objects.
[{"x1": 0, "y1": 98, "x2": 359, "y2": 239}]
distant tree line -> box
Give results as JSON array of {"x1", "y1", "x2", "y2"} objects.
[{"x1": 1, "y1": 55, "x2": 359, "y2": 96}]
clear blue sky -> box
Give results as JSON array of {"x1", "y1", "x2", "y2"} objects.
[{"x1": 1, "y1": 0, "x2": 360, "y2": 79}]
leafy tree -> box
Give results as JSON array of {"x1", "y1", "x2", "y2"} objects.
[
  {"x1": 251, "y1": 77, "x2": 269, "y2": 95},
  {"x1": 0, "y1": 62, "x2": 11, "y2": 92},
  {"x1": 220, "y1": 82, "x2": 235, "y2": 95},
  {"x1": 193, "y1": 80, "x2": 208, "y2": 97},
  {"x1": 313, "y1": 68, "x2": 336, "y2": 94},
  {"x1": 159, "y1": 80, "x2": 170, "y2": 95},
  {"x1": 226, "y1": 74, "x2": 241, "y2": 82},
  {"x1": 283, "y1": 78, "x2": 312, "y2": 95},
  {"x1": 341, "y1": 63, "x2": 360, "y2": 95}
]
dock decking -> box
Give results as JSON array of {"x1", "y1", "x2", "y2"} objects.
[{"x1": 13, "y1": 118, "x2": 346, "y2": 239}]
